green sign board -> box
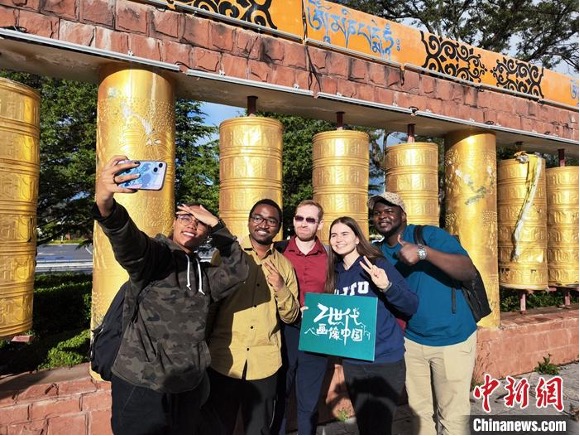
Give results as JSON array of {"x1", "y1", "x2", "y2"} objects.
[{"x1": 299, "y1": 293, "x2": 377, "y2": 361}]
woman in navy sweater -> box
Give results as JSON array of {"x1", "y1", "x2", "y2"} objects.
[{"x1": 325, "y1": 216, "x2": 418, "y2": 434}]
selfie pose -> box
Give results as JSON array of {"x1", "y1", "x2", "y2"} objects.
[
  {"x1": 325, "y1": 216, "x2": 418, "y2": 435},
  {"x1": 94, "y1": 156, "x2": 249, "y2": 434}
]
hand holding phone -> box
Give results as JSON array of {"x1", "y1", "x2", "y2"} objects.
[{"x1": 116, "y1": 160, "x2": 167, "y2": 191}]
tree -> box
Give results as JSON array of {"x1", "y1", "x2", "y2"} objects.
[
  {"x1": 262, "y1": 113, "x2": 334, "y2": 235},
  {"x1": 334, "y1": 0, "x2": 579, "y2": 73},
  {"x1": 174, "y1": 100, "x2": 219, "y2": 211}
]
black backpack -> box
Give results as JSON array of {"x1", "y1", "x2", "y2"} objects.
[
  {"x1": 89, "y1": 282, "x2": 143, "y2": 381},
  {"x1": 414, "y1": 225, "x2": 492, "y2": 323}
]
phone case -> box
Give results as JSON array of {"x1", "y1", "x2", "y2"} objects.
[{"x1": 118, "y1": 161, "x2": 167, "y2": 191}]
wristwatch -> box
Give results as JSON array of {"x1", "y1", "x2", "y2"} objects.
[{"x1": 417, "y1": 244, "x2": 427, "y2": 261}]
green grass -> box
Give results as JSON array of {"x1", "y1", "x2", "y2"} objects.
[
  {"x1": 500, "y1": 288, "x2": 578, "y2": 312},
  {"x1": 534, "y1": 354, "x2": 560, "y2": 375}
]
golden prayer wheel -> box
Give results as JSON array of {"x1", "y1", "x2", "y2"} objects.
[
  {"x1": 444, "y1": 131, "x2": 498, "y2": 326},
  {"x1": 312, "y1": 130, "x2": 369, "y2": 244},
  {"x1": 384, "y1": 142, "x2": 439, "y2": 226},
  {"x1": 92, "y1": 65, "x2": 175, "y2": 343},
  {"x1": 497, "y1": 153, "x2": 548, "y2": 290},
  {"x1": 0, "y1": 78, "x2": 40, "y2": 339},
  {"x1": 545, "y1": 166, "x2": 579, "y2": 287},
  {"x1": 219, "y1": 116, "x2": 283, "y2": 239}
]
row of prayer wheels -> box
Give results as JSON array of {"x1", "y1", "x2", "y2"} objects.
[
  {"x1": 498, "y1": 155, "x2": 578, "y2": 289},
  {"x1": 0, "y1": 75, "x2": 578, "y2": 339}
]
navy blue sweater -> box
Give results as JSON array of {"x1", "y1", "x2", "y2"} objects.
[{"x1": 334, "y1": 256, "x2": 418, "y2": 364}]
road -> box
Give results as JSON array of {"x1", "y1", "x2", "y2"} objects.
[
  {"x1": 35, "y1": 243, "x2": 214, "y2": 273},
  {"x1": 35, "y1": 243, "x2": 93, "y2": 273}
]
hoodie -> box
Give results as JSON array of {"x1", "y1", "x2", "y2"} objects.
[
  {"x1": 334, "y1": 255, "x2": 418, "y2": 364},
  {"x1": 93, "y1": 201, "x2": 249, "y2": 393}
]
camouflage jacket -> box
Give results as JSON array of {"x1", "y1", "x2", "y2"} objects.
[{"x1": 94, "y1": 201, "x2": 249, "y2": 393}]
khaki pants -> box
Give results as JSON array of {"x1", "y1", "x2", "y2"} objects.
[{"x1": 404, "y1": 332, "x2": 477, "y2": 435}]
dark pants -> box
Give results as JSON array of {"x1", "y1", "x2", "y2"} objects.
[
  {"x1": 111, "y1": 373, "x2": 209, "y2": 435},
  {"x1": 272, "y1": 323, "x2": 328, "y2": 435},
  {"x1": 342, "y1": 359, "x2": 406, "y2": 435},
  {"x1": 203, "y1": 367, "x2": 278, "y2": 435}
]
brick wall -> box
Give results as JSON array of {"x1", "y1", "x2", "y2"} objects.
[
  {"x1": 474, "y1": 306, "x2": 579, "y2": 382},
  {"x1": 0, "y1": 307, "x2": 577, "y2": 434},
  {"x1": 0, "y1": 365, "x2": 111, "y2": 435},
  {"x1": 0, "y1": 0, "x2": 577, "y2": 142}
]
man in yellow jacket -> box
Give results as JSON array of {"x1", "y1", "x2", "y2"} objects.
[{"x1": 205, "y1": 198, "x2": 300, "y2": 434}]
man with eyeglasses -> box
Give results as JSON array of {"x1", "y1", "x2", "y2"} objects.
[
  {"x1": 204, "y1": 199, "x2": 300, "y2": 435},
  {"x1": 270, "y1": 200, "x2": 329, "y2": 435},
  {"x1": 93, "y1": 156, "x2": 249, "y2": 434}
]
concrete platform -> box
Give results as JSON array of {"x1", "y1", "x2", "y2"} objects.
[{"x1": 307, "y1": 361, "x2": 579, "y2": 435}]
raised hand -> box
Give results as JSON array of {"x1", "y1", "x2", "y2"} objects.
[
  {"x1": 177, "y1": 204, "x2": 219, "y2": 228},
  {"x1": 360, "y1": 256, "x2": 390, "y2": 291},
  {"x1": 95, "y1": 155, "x2": 139, "y2": 217}
]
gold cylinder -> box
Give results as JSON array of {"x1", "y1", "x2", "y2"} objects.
[
  {"x1": 497, "y1": 154, "x2": 548, "y2": 290},
  {"x1": 0, "y1": 78, "x2": 40, "y2": 339},
  {"x1": 312, "y1": 130, "x2": 370, "y2": 244},
  {"x1": 444, "y1": 131, "x2": 498, "y2": 327},
  {"x1": 92, "y1": 66, "x2": 175, "y2": 355},
  {"x1": 384, "y1": 142, "x2": 439, "y2": 226},
  {"x1": 219, "y1": 116, "x2": 283, "y2": 239},
  {"x1": 546, "y1": 166, "x2": 579, "y2": 287}
]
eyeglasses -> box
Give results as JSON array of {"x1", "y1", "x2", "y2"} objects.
[
  {"x1": 294, "y1": 215, "x2": 318, "y2": 224},
  {"x1": 250, "y1": 214, "x2": 279, "y2": 227},
  {"x1": 176, "y1": 214, "x2": 201, "y2": 226}
]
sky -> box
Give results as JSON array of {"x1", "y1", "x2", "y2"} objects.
[{"x1": 201, "y1": 102, "x2": 244, "y2": 127}]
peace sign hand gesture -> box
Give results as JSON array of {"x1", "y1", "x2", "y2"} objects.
[
  {"x1": 360, "y1": 256, "x2": 391, "y2": 292},
  {"x1": 263, "y1": 259, "x2": 284, "y2": 292}
]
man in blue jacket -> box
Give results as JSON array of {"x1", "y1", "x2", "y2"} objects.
[{"x1": 369, "y1": 192, "x2": 478, "y2": 435}]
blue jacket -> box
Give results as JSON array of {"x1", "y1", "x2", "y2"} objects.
[
  {"x1": 333, "y1": 256, "x2": 418, "y2": 364},
  {"x1": 376, "y1": 224, "x2": 477, "y2": 346}
]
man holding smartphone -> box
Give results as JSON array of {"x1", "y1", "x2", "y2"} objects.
[{"x1": 94, "y1": 156, "x2": 249, "y2": 434}]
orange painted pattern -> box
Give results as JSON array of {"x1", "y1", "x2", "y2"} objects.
[
  {"x1": 157, "y1": 0, "x2": 578, "y2": 108},
  {"x1": 303, "y1": 0, "x2": 578, "y2": 108}
]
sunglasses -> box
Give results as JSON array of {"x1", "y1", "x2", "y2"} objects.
[{"x1": 294, "y1": 215, "x2": 318, "y2": 224}]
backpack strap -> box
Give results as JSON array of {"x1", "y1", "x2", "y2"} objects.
[
  {"x1": 413, "y1": 225, "x2": 425, "y2": 245},
  {"x1": 413, "y1": 224, "x2": 457, "y2": 314}
]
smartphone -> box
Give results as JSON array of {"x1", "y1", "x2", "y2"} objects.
[{"x1": 117, "y1": 160, "x2": 167, "y2": 191}]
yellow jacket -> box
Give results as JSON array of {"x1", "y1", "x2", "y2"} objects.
[{"x1": 208, "y1": 236, "x2": 299, "y2": 380}]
